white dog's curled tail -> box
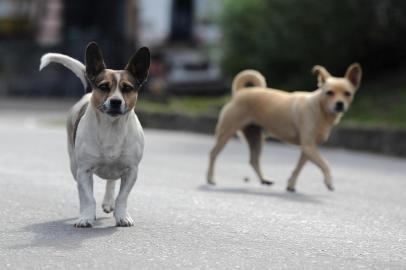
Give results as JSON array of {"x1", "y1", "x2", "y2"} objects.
[
  {"x1": 231, "y1": 69, "x2": 267, "y2": 96},
  {"x1": 39, "y1": 53, "x2": 87, "y2": 89}
]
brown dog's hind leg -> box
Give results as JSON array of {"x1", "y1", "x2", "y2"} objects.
[
  {"x1": 286, "y1": 152, "x2": 307, "y2": 192},
  {"x1": 207, "y1": 129, "x2": 236, "y2": 185},
  {"x1": 207, "y1": 104, "x2": 247, "y2": 185},
  {"x1": 242, "y1": 124, "x2": 273, "y2": 186}
]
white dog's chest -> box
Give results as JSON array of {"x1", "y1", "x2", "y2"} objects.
[
  {"x1": 88, "y1": 139, "x2": 142, "y2": 179},
  {"x1": 99, "y1": 142, "x2": 125, "y2": 161},
  {"x1": 78, "y1": 141, "x2": 140, "y2": 179},
  {"x1": 72, "y1": 110, "x2": 144, "y2": 180}
]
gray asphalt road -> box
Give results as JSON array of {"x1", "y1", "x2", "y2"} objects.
[{"x1": 0, "y1": 110, "x2": 405, "y2": 269}]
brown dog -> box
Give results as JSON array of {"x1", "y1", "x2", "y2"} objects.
[{"x1": 207, "y1": 64, "x2": 362, "y2": 191}]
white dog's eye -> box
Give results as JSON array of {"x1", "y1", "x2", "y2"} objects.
[
  {"x1": 121, "y1": 84, "x2": 134, "y2": 93},
  {"x1": 344, "y1": 91, "x2": 352, "y2": 97},
  {"x1": 98, "y1": 83, "x2": 110, "y2": 92},
  {"x1": 326, "y1": 90, "x2": 334, "y2": 97}
]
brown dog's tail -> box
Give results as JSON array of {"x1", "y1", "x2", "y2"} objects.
[{"x1": 231, "y1": 69, "x2": 267, "y2": 96}]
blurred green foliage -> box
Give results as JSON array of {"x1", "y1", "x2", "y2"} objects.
[
  {"x1": 135, "y1": 91, "x2": 406, "y2": 128},
  {"x1": 137, "y1": 96, "x2": 229, "y2": 117},
  {"x1": 221, "y1": 0, "x2": 406, "y2": 89}
]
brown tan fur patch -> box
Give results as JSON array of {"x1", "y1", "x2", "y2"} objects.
[
  {"x1": 89, "y1": 69, "x2": 139, "y2": 112},
  {"x1": 67, "y1": 98, "x2": 89, "y2": 147},
  {"x1": 90, "y1": 70, "x2": 116, "y2": 109},
  {"x1": 120, "y1": 70, "x2": 139, "y2": 110}
]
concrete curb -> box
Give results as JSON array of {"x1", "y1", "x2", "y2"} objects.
[
  {"x1": 328, "y1": 126, "x2": 406, "y2": 157},
  {"x1": 136, "y1": 110, "x2": 406, "y2": 157}
]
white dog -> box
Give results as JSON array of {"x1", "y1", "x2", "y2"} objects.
[{"x1": 40, "y1": 42, "x2": 150, "y2": 227}]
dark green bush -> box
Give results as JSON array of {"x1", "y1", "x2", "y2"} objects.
[{"x1": 221, "y1": 0, "x2": 406, "y2": 89}]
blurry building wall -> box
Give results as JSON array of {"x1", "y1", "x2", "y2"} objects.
[
  {"x1": 0, "y1": 0, "x2": 138, "y2": 97},
  {"x1": 0, "y1": 0, "x2": 224, "y2": 97},
  {"x1": 137, "y1": 0, "x2": 225, "y2": 95},
  {"x1": 137, "y1": 0, "x2": 222, "y2": 48},
  {"x1": 138, "y1": 0, "x2": 172, "y2": 47},
  {"x1": 35, "y1": 0, "x2": 63, "y2": 46}
]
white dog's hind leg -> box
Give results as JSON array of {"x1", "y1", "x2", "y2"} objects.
[
  {"x1": 74, "y1": 169, "x2": 96, "y2": 227},
  {"x1": 102, "y1": 180, "x2": 116, "y2": 213},
  {"x1": 114, "y1": 168, "x2": 138, "y2": 227}
]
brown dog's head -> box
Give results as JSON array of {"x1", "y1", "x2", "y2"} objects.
[
  {"x1": 85, "y1": 42, "x2": 150, "y2": 117},
  {"x1": 312, "y1": 63, "x2": 362, "y2": 115}
]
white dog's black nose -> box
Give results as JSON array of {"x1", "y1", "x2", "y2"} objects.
[
  {"x1": 109, "y1": 99, "x2": 122, "y2": 108},
  {"x1": 335, "y1": 101, "x2": 344, "y2": 112}
]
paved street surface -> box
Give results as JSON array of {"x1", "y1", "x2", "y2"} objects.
[{"x1": 0, "y1": 106, "x2": 405, "y2": 269}]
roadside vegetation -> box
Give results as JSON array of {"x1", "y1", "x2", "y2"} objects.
[{"x1": 138, "y1": 81, "x2": 406, "y2": 129}]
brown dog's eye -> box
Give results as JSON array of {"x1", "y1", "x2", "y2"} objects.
[
  {"x1": 121, "y1": 84, "x2": 134, "y2": 93},
  {"x1": 326, "y1": 90, "x2": 334, "y2": 97},
  {"x1": 344, "y1": 91, "x2": 352, "y2": 97},
  {"x1": 98, "y1": 83, "x2": 110, "y2": 92}
]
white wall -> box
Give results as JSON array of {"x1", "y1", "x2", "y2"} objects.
[
  {"x1": 136, "y1": 0, "x2": 222, "y2": 47},
  {"x1": 137, "y1": 0, "x2": 172, "y2": 47}
]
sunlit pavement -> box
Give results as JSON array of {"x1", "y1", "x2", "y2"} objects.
[{"x1": 0, "y1": 110, "x2": 405, "y2": 269}]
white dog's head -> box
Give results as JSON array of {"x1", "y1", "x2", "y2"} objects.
[{"x1": 85, "y1": 42, "x2": 150, "y2": 117}]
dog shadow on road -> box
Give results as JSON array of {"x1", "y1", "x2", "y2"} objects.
[
  {"x1": 9, "y1": 217, "x2": 118, "y2": 250},
  {"x1": 197, "y1": 184, "x2": 326, "y2": 204}
]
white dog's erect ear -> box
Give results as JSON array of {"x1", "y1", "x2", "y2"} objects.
[
  {"x1": 312, "y1": 65, "x2": 331, "y2": 87},
  {"x1": 85, "y1": 42, "x2": 106, "y2": 81},
  {"x1": 345, "y1": 63, "x2": 362, "y2": 89},
  {"x1": 125, "y1": 47, "x2": 150, "y2": 85}
]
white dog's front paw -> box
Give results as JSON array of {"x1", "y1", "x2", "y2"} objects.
[
  {"x1": 207, "y1": 177, "x2": 216, "y2": 185},
  {"x1": 102, "y1": 201, "x2": 115, "y2": 213},
  {"x1": 74, "y1": 216, "x2": 95, "y2": 228},
  {"x1": 115, "y1": 212, "x2": 134, "y2": 227}
]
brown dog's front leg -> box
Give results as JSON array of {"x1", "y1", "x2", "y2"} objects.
[
  {"x1": 301, "y1": 145, "x2": 334, "y2": 191},
  {"x1": 286, "y1": 152, "x2": 307, "y2": 192}
]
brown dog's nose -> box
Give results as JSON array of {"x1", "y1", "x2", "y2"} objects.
[
  {"x1": 110, "y1": 99, "x2": 122, "y2": 108},
  {"x1": 335, "y1": 101, "x2": 344, "y2": 112}
]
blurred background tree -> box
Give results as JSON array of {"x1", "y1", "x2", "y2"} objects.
[{"x1": 221, "y1": 0, "x2": 406, "y2": 89}]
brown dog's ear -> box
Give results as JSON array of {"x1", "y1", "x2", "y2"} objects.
[
  {"x1": 125, "y1": 47, "x2": 150, "y2": 86},
  {"x1": 312, "y1": 65, "x2": 331, "y2": 87},
  {"x1": 85, "y1": 42, "x2": 106, "y2": 81},
  {"x1": 345, "y1": 63, "x2": 362, "y2": 89}
]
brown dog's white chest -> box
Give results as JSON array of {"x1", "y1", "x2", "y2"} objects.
[{"x1": 316, "y1": 125, "x2": 332, "y2": 144}]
